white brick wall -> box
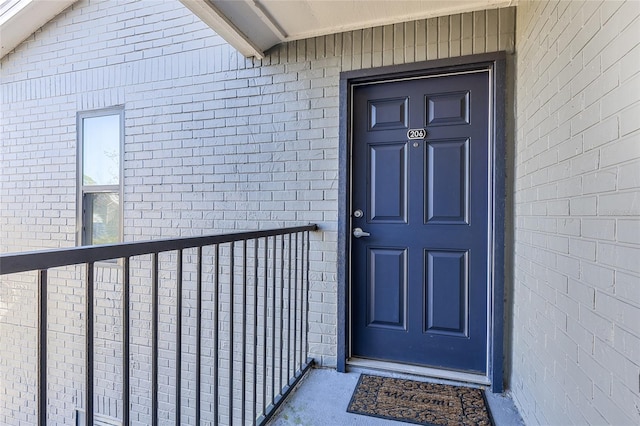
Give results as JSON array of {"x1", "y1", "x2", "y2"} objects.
[
  {"x1": 512, "y1": 1, "x2": 640, "y2": 424},
  {"x1": 0, "y1": 1, "x2": 516, "y2": 424}
]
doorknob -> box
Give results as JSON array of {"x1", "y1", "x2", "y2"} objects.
[{"x1": 353, "y1": 228, "x2": 371, "y2": 238}]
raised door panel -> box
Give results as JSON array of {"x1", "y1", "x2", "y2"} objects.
[
  {"x1": 369, "y1": 143, "x2": 408, "y2": 223},
  {"x1": 367, "y1": 248, "x2": 407, "y2": 330},
  {"x1": 425, "y1": 139, "x2": 469, "y2": 224},
  {"x1": 369, "y1": 97, "x2": 409, "y2": 130},
  {"x1": 426, "y1": 91, "x2": 470, "y2": 126},
  {"x1": 424, "y1": 250, "x2": 469, "y2": 337}
]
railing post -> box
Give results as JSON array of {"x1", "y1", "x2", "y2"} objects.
[
  {"x1": 38, "y1": 269, "x2": 47, "y2": 426},
  {"x1": 195, "y1": 247, "x2": 202, "y2": 426},
  {"x1": 271, "y1": 235, "x2": 276, "y2": 404},
  {"x1": 176, "y1": 249, "x2": 183, "y2": 426},
  {"x1": 287, "y1": 233, "x2": 292, "y2": 382},
  {"x1": 262, "y1": 236, "x2": 268, "y2": 416},
  {"x1": 300, "y1": 232, "x2": 305, "y2": 365},
  {"x1": 293, "y1": 233, "x2": 299, "y2": 375},
  {"x1": 229, "y1": 241, "x2": 235, "y2": 424},
  {"x1": 151, "y1": 253, "x2": 158, "y2": 426},
  {"x1": 213, "y1": 244, "x2": 220, "y2": 426},
  {"x1": 305, "y1": 230, "x2": 311, "y2": 362},
  {"x1": 299, "y1": 232, "x2": 305, "y2": 369},
  {"x1": 123, "y1": 258, "x2": 131, "y2": 426},
  {"x1": 253, "y1": 238, "x2": 259, "y2": 424},
  {"x1": 279, "y1": 235, "x2": 285, "y2": 394},
  {"x1": 85, "y1": 263, "x2": 94, "y2": 426},
  {"x1": 241, "y1": 240, "x2": 247, "y2": 426}
]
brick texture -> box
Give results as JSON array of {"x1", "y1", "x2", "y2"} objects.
[{"x1": 512, "y1": 1, "x2": 640, "y2": 424}]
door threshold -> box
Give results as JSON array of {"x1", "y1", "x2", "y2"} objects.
[{"x1": 347, "y1": 358, "x2": 491, "y2": 387}]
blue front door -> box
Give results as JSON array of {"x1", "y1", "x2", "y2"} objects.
[{"x1": 351, "y1": 70, "x2": 490, "y2": 373}]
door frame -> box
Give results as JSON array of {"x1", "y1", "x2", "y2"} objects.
[{"x1": 337, "y1": 52, "x2": 507, "y2": 392}]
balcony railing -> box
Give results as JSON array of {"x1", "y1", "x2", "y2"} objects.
[{"x1": 0, "y1": 224, "x2": 317, "y2": 425}]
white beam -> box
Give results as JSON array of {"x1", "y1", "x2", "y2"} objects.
[
  {"x1": 0, "y1": 0, "x2": 77, "y2": 59},
  {"x1": 179, "y1": 0, "x2": 266, "y2": 59}
]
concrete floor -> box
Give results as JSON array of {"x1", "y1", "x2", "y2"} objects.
[{"x1": 267, "y1": 368, "x2": 524, "y2": 426}]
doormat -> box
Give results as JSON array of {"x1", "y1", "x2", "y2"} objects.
[{"x1": 347, "y1": 374, "x2": 494, "y2": 426}]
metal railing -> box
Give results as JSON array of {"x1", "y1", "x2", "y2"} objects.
[{"x1": 0, "y1": 224, "x2": 317, "y2": 425}]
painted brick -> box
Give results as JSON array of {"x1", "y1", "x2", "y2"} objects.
[
  {"x1": 557, "y1": 135, "x2": 583, "y2": 161},
  {"x1": 581, "y1": 218, "x2": 615, "y2": 241},
  {"x1": 597, "y1": 191, "x2": 640, "y2": 216},
  {"x1": 613, "y1": 322, "x2": 640, "y2": 361},
  {"x1": 583, "y1": 170, "x2": 617, "y2": 194},
  {"x1": 618, "y1": 160, "x2": 640, "y2": 190},
  {"x1": 619, "y1": 102, "x2": 640, "y2": 136},
  {"x1": 617, "y1": 219, "x2": 640, "y2": 245},
  {"x1": 598, "y1": 242, "x2": 640, "y2": 275},
  {"x1": 581, "y1": 262, "x2": 615, "y2": 294},
  {"x1": 569, "y1": 238, "x2": 596, "y2": 261},
  {"x1": 569, "y1": 150, "x2": 600, "y2": 177},
  {"x1": 513, "y1": 1, "x2": 640, "y2": 425},
  {"x1": 557, "y1": 218, "x2": 581, "y2": 236},
  {"x1": 569, "y1": 196, "x2": 597, "y2": 216},
  {"x1": 596, "y1": 292, "x2": 640, "y2": 337}
]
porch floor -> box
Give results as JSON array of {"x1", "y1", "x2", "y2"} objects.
[{"x1": 267, "y1": 367, "x2": 525, "y2": 426}]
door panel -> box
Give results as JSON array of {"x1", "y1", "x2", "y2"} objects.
[
  {"x1": 369, "y1": 97, "x2": 409, "y2": 130},
  {"x1": 426, "y1": 91, "x2": 470, "y2": 126},
  {"x1": 425, "y1": 250, "x2": 468, "y2": 337},
  {"x1": 367, "y1": 247, "x2": 407, "y2": 330},
  {"x1": 369, "y1": 143, "x2": 408, "y2": 223},
  {"x1": 426, "y1": 139, "x2": 469, "y2": 224},
  {"x1": 351, "y1": 71, "x2": 490, "y2": 373}
]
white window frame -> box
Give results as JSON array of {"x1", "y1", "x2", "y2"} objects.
[{"x1": 76, "y1": 106, "x2": 124, "y2": 246}]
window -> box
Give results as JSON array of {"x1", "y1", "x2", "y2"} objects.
[{"x1": 77, "y1": 107, "x2": 123, "y2": 245}]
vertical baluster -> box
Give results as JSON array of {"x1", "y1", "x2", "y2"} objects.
[
  {"x1": 86, "y1": 262, "x2": 94, "y2": 426},
  {"x1": 305, "y1": 232, "x2": 311, "y2": 364},
  {"x1": 300, "y1": 232, "x2": 306, "y2": 366},
  {"x1": 38, "y1": 269, "x2": 47, "y2": 426},
  {"x1": 123, "y1": 258, "x2": 131, "y2": 426},
  {"x1": 196, "y1": 247, "x2": 202, "y2": 426},
  {"x1": 151, "y1": 253, "x2": 159, "y2": 426},
  {"x1": 241, "y1": 240, "x2": 247, "y2": 426},
  {"x1": 176, "y1": 250, "x2": 183, "y2": 426},
  {"x1": 293, "y1": 233, "x2": 298, "y2": 374},
  {"x1": 287, "y1": 233, "x2": 292, "y2": 382},
  {"x1": 213, "y1": 244, "x2": 219, "y2": 426},
  {"x1": 253, "y1": 239, "x2": 259, "y2": 425},
  {"x1": 278, "y1": 235, "x2": 285, "y2": 392},
  {"x1": 229, "y1": 241, "x2": 235, "y2": 424},
  {"x1": 262, "y1": 237, "x2": 268, "y2": 417},
  {"x1": 271, "y1": 235, "x2": 276, "y2": 404}
]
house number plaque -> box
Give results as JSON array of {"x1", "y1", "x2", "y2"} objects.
[{"x1": 407, "y1": 128, "x2": 426, "y2": 139}]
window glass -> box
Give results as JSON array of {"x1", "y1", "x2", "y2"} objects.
[
  {"x1": 87, "y1": 192, "x2": 120, "y2": 245},
  {"x1": 83, "y1": 114, "x2": 120, "y2": 186}
]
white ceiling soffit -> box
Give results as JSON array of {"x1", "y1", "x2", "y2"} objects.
[
  {"x1": 0, "y1": 0, "x2": 77, "y2": 59},
  {"x1": 180, "y1": 0, "x2": 516, "y2": 59}
]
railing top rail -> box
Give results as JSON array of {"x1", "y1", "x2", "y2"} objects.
[{"x1": 0, "y1": 224, "x2": 318, "y2": 275}]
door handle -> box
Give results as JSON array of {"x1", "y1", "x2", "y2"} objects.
[{"x1": 353, "y1": 228, "x2": 371, "y2": 238}]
